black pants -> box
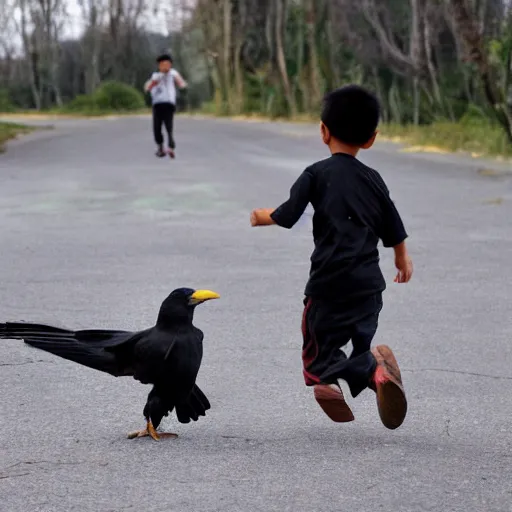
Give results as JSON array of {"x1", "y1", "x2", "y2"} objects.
[
  {"x1": 301, "y1": 293, "x2": 382, "y2": 398},
  {"x1": 152, "y1": 102, "x2": 176, "y2": 149}
]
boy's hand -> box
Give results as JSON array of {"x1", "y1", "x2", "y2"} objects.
[
  {"x1": 147, "y1": 79, "x2": 159, "y2": 90},
  {"x1": 393, "y1": 241, "x2": 413, "y2": 283},
  {"x1": 394, "y1": 254, "x2": 413, "y2": 283},
  {"x1": 250, "y1": 208, "x2": 276, "y2": 227}
]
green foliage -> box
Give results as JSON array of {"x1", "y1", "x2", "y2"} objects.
[
  {"x1": 459, "y1": 104, "x2": 492, "y2": 125},
  {"x1": 63, "y1": 94, "x2": 101, "y2": 114},
  {"x1": 381, "y1": 120, "x2": 512, "y2": 158},
  {"x1": 93, "y1": 81, "x2": 146, "y2": 110},
  {"x1": 61, "y1": 81, "x2": 146, "y2": 114},
  {"x1": 0, "y1": 121, "x2": 32, "y2": 152},
  {"x1": 0, "y1": 89, "x2": 15, "y2": 112}
]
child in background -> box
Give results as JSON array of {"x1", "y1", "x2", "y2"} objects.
[
  {"x1": 144, "y1": 53, "x2": 187, "y2": 158},
  {"x1": 250, "y1": 85, "x2": 413, "y2": 429}
]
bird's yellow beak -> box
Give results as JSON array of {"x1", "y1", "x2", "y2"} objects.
[{"x1": 189, "y1": 290, "x2": 220, "y2": 305}]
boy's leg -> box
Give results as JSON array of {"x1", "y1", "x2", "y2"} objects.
[
  {"x1": 349, "y1": 294, "x2": 407, "y2": 429},
  {"x1": 315, "y1": 294, "x2": 381, "y2": 398},
  {"x1": 369, "y1": 345, "x2": 407, "y2": 430},
  {"x1": 152, "y1": 105, "x2": 165, "y2": 156},
  {"x1": 302, "y1": 298, "x2": 354, "y2": 422},
  {"x1": 307, "y1": 293, "x2": 407, "y2": 429},
  {"x1": 313, "y1": 383, "x2": 354, "y2": 423},
  {"x1": 162, "y1": 103, "x2": 176, "y2": 156}
]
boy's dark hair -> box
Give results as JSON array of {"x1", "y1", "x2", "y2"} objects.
[
  {"x1": 156, "y1": 53, "x2": 173, "y2": 63},
  {"x1": 321, "y1": 85, "x2": 380, "y2": 146}
]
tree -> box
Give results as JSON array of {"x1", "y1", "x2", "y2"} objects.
[{"x1": 446, "y1": 0, "x2": 512, "y2": 141}]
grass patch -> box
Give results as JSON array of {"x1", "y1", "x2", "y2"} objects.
[
  {"x1": 1, "y1": 108, "x2": 151, "y2": 119},
  {"x1": 379, "y1": 122, "x2": 512, "y2": 159},
  {"x1": 51, "y1": 107, "x2": 150, "y2": 118},
  {"x1": 193, "y1": 106, "x2": 512, "y2": 159},
  {"x1": 0, "y1": 121, "x2": 33, "y2": 151}
]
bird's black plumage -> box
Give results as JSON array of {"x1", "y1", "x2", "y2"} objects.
[{"x1": 0, "y1": 287, "x2": 219, "y2": 438}]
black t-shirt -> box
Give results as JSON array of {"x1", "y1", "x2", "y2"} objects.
[{"x1": 270, "y1": 153, "x2": 408, "y2": 300}]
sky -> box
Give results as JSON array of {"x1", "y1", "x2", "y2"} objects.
[
  {"x1": 1, "y1": 0, "x2": 177, "y2": 57},
  {"x1": 0, "y1": 0, "x2": 171, "y2": 58},
  {"x1": 62, "y1": 0, "x2": 171, "y2": 40}
]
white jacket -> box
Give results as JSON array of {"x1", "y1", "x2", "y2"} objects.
[{"x1": 144, "y1": 70, "x2": 184, "y2": 105}]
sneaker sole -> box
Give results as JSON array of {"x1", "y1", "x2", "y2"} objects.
[
  {"x1": 372, "y1": 345, "x2": 407, "y2": 430},
  {"x1": 314, "y1": 384, "x2": 355, "y2": 423}
]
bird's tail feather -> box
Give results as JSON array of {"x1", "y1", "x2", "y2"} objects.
[
  {"x1": 175, "y1": 384, "x2": 211, "y2": 424},
  {"x1": 1, "y1": 322, "x2": 132, "y2": 348},
  {"x1": 1, "y1": 322, "x2": 121, "y2": 376},
  {"x1": 1, "y1": 322, "x2": 75, "y2": 340},
  {"x1": 22, "y1": 338, "x2": 120, "y2": 376}
]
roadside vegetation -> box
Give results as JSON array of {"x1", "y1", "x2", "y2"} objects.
[{"x1": 0, "y1": 121, "x2": 32, "y2": 152}]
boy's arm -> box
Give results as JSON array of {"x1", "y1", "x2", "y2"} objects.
[
  {"x1": 172, "y1": 69, "x2": 188, "y2": 89},
  {"x1": 393, "y1": 240, "x2": 413, "y2": 283},
  {"x1": 144, "y1": 73, "x2": 159, "y2": 92},
  {"x1": 377, "y1": 189, "x2": 413, "y2": 283},
  {"x1": 251, "y1": 169, "x2": 313, "y2": 228}
]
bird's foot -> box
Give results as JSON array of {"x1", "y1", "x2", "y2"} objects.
[{"x1": 127, "y1": 421, "x2": 178, "y2": 441}]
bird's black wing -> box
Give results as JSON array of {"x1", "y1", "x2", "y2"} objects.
[
  {"x1": 130, "y1": 328, "x2": 179, "y2": 384},
  {"x1": 0, "y1": 322, "x2": 143, "y2": 377}
]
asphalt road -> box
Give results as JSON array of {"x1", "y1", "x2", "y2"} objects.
[{"x1": 0, "y1": 115, "x2": 511, "y2": 512}]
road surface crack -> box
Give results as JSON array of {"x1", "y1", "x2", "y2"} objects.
[
  {"x1": 403, "y1": 368, "x2": 512, "y2": 381},
  {"x1": 0, "y1": 459, "x2": 108, "y2": 480},
  {"x1": 0, "y1": 359, "x2": 53, "y2": 367},
  {"x1": 444, "y1": 418, "x2": 451, "y2": 437}
]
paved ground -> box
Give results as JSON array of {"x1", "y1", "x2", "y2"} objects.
[{"x1": 0, "y1": 115, "x2": 511, "y2": 512}]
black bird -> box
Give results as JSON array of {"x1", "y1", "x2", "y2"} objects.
[{"x1": 0, "y1": 287, "x2": 219, "y2": 441}]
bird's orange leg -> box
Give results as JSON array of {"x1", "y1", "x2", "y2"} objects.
[{"x1": 127, "y1": 421, "x2": 178, "y2": 441}]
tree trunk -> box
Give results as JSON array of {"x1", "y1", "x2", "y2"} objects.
[
  {"x1": 197, "y1": 0, "x2": 223, "y2": 113},
  {"x1": 360, "y1": 0, "x2": 416, "y2": 76},
  {"x1": 505, "y1": 43, "x2": 511, "y2": 100},
  {"x1": 296, "y1": 5, "x2": 306, "y2": 111},
  {"x1": 233, "y1": 41, "x2": 244, "y2": 114},
  {"x1": 412, "y1": 76, "x2": 420, "y2": 125},
  {"x1": 373, "y1": 66, "x2": 388, "y2": 123},
  {"x1": 446, "y1": 0, "x2": 512, "y2": 143},
  {"x1": 275, "y1": 0, "x2": 296, "y2": 115},
  {"x1": 82, "y1": 2, "x2": 101, "y2": 94},
  {"x1": 222, "y1": 0, "x2": 232, "y2": 112},
  {"x1": 304, "y1": 0, "x2": 321, "y2": 111},
  {"x1": 325, "y1": 3, "x2": 341, "y2": 91},
  {"x1": 265, "y1": 0, "x2": 274, "y2": 64},
  {"x1": 389, "y1": 77, "x2": 402, "y2": 124},
  {"x1": 50, "y1": 23, "x2": 63, "y2": 106},
  {"x1": 504, "y1": 11, "x2": 512, "y2": 98},
  {"x1": 410, "y1": 0, "x2": 428, "y2": 78},
  {"x1": 19, "y1": 0, "x2": 41, "y2": 109},
  {"x1": 424, "y1": 14, "x2": 443, "y2": 108}
]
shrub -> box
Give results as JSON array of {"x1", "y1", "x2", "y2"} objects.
[
  {"x1": 64, "y1": 94, "x2": 100, "y2": 113},
  {"x1": 92, "y1": 81, "x2": 145, "y2": 111},
  {"x1": 61, "y1": 81, "x2": 146, "y2": 114},
  {"x1": 0, "y1": 89, "x2": 15, "y2": 112}
]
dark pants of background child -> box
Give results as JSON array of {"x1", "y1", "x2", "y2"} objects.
[
  {"x1": 152, "y1": 102, "x2": 176, "y2": 149},
  {"x1": 302, "y1": 293, "x2": 382, "y2": 398}
]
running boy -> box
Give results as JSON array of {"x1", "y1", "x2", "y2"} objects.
[
  {"x1": 250, "y1": 85, "x2": 413, "y2": 430},
  {"x1": 144, "y1": 53, "x2": 187, "y2": 158}
]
